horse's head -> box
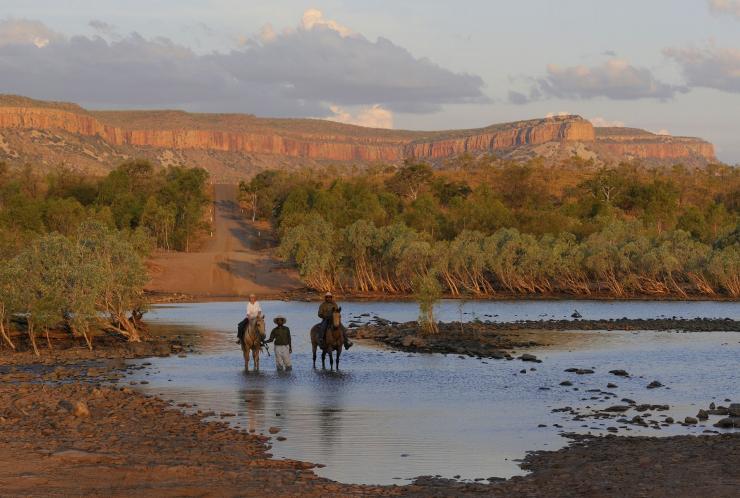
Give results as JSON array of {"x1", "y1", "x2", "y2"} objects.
[
  {"x1": 332, "y1": 307, "x2": 342, "y2": 328},
  {"x1": 256, "y1": 314, "x2": 265, "y2": 334}
]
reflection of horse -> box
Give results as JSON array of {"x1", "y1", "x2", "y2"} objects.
[
  {"x1": 241, "y1": 315, "x2": 265, "y2": 371},
  {"x1": 310, "y1": 308, "x2": 345, "y2": 370}
]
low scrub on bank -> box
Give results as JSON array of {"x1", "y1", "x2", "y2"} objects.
[
  {"x1": 240, "y1": 157, "x2": 739, "y2": 298},
  {"x1": 0, "y1": 159, "x2": 211, "y2": 353},
  {"x1": 0, "y1": 221, "x2": 148, "y2": 354}
]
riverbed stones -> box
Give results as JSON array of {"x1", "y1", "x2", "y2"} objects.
[
  {"x1": 697, "y1": 409, "x2": 709, "y2": 420},
  {"x1": 647, "y1": 381, "x2": 663, "y2": 389},
  {"x1": 729, "y1": 404, "x2": 740, "y2": 417},
  {"x1": 609, "y1": 369, "x2": 630, "y2": 377},
  {"x1": 713, "y1": 417, "x2": 740, "y2": 429},
  {"x1": 519, "y1": 353, "x2": 540, "y2": 362},
  {"x1": 268, "y1": 426, "x2": 281, "y2": 434},
  {"x1": 684, "y1": 417, "x2": 698, "y2": 425}
]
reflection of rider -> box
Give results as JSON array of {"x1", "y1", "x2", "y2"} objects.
[{"x1": 318, "y1": 291, "x2": 352, "y2": 349}]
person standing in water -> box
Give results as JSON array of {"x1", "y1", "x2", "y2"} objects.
[{"x1": 265, "y1": 316, "x2": 292, "y2": 371}]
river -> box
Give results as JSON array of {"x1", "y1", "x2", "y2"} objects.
[{"x1": 128, "y1": 299, "x2": 740, "y2": 485}]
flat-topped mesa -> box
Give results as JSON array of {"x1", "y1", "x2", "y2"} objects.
[
  {"x1": 0, "y1": 95, "x2": 718, "y2": 169},
  {"x1": 405, "y1": 115, "x2": 594, "y2": 159},
  {"x1": 0, "y1": 98, "x2": 594, "y2": 161},
  {"x1": 594, "y1": 127, "x2": 717, "y2": 162}
]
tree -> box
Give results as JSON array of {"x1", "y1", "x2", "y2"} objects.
[
  {"x1": 413, "y1": 269, "x2": 441, "y2": 335},
  {"x1": 385, "y1": 160, "x2": 433, "y2": 201}
]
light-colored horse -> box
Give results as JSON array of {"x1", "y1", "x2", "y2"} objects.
[
  {"x1": 241, "y1": 315, "x2": 265, "y2": 371},
  {"x1": 310, "y1": 308, "x2": 345, "y2": 370}
]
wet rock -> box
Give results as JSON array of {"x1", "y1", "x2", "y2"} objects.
[
  {"x1": 609, "y1": 369, "x2": 630, "y2": 377},
  {"x1": 647, "y1": 381, "x2": 663, "y2": 389},
  {"x1": 603, "y1": 405, "x2": 631, "y2": 413},
  {"x1": 713, "y1": 417, "x2": 740, "y2": 429},
  {"x1": 401, "y1": 335, "x2": 427, "y2": 348},
  {"x1": 665, "y1": 417, "x2": 674, "y2": 424},
  {"x1": 519, "y1": 353, "x2": 540, "y2": 362},
  {"x1": 607, "y1": 383, "x2": 618, "y2": 389},
  {"x1": 697, "y1": 409, "x2": 709, "y2": 420},
  {"x1": 729, "y1": 404, "x2": 740, "y2": 417},
  {"x1": 565, "y1": 368, "x2": 594, "y2": 374},
  {"x1": 268, "y1": 426, "x2": 280, "y2": 434},
  {"x1": 560, "y1": 381, "x2": 573, "y2": 386},
  {"x1": 684, "y1": 417, "x2": 698, "y2": 425}
]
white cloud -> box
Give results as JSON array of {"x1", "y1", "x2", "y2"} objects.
[
  {"x1": 545, "y1": 111, "x2": 571, "y2": 118},
  {"x1": 324, "y1": 104, "x2": 394, "y2": 128},
  {"x1": 300, "y1": 9, "x2": 353, "y2": 38},
  {"x1": 589, "y1": 117, "x2": 625, "y2": 127},
  {"x1": 664, "y1": 43, "x2": 740, "y2": 93},
  {"x1": 655, "y1": 129, "x2": 671, "y2": 135},
  {"x1": 0, "y1": 18, "x2": 60, "y2": 48},
  {"x1": 708, "y1": 0, "x2": 740, "y2": 19}
]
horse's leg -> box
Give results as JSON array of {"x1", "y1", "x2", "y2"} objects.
[
  {"x1": 242, "y1": 345, "x2": 249, "y2": 372},
  {"x1": 336, "y1": 348, "x2": 340, "y2": 370},
  {"x1": 253, "y1": 348, "x2": 259, "y2": 371},
  {"x1": 321, "y1": 350, "x2": 327, "y2": 369},
  {"x1": 329, "y1": 349, "x2": 334, "y2": 371},
  {"x1": 312, "y1": 344, "x2": 317, "y2": 368}
]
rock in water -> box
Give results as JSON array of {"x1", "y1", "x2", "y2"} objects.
[
  {"x1": 609, "y1": 369, "x2": 629, "y2": 377},
  {"x1": 684, "y1": 417, "x2": 698, "y2": 425},
  {"x1": 713, "y1": 417, "x2": 740, "y2": 428},
  {"x1": 647, "y1": 380, "x2": 663, "y2": 389}
]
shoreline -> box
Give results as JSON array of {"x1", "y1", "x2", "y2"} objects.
[
  {"x1": 146, "y1": 289, "x2": 740, "y2": 304},
  {"x1": 1, "y1": 325, "x2": 739, "y2": 496}
]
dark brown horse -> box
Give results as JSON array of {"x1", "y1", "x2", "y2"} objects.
[{"x1": 310, "y1": 308, "x2": 345, "y2": 370}]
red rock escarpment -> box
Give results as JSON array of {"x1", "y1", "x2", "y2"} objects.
[
  {"x1": 0, "y1": 97, "x2": 717, "y2": 164},
  {"x1": 0, "y1": 103, "x2": 593, "y2": 161}
]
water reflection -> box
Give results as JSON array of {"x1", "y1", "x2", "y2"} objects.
[{"x1": 130, "y1": 300, "x2": 740, "y2": 485}]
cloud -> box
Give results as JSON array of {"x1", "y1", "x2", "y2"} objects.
[
  {"x1": 324, "y1": 104, "x2": 393, "y2": 128},
  {"x1": 655, "y1": 129, "x2": 671, "y2": 136},
  {"x1": 538, "y1": 59, "x2": 684, "y2": 100},
  {"x1": 589, "y1": 117, "x2": 625, "y2": 127},
  {"x1": 89, "y1": 20, "x2": 117, "y2": 37},
  {"x1": 300, "y1": 8, "x2": 353, "y2": 38},
  {"x1": 0, "y1": 11, "x2": 486, "y2": 117},
  {"x1": 708, "y1": 0, "x2": 740, "y2": 19},
  {"x1": 0, "y1": 18, "x2": 60, "y2": 48},
  {"x1": 511, "y1": 59, "x2": 684, "y2": 103},
  {"x1": 664, "y1": 43, "x2": 740, "y2": 93}
]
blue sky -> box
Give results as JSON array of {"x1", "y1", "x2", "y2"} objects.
[{"x1": 2, "y1": 0, "x2": 740, "y2": 162}]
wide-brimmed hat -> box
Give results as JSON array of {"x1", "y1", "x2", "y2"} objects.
[
  {"x1": 273, "y1": 315, "x2": 286, "y2": 324},
  {"x1": 324, "y1": 291, "x2": 333, "y2": 297}
]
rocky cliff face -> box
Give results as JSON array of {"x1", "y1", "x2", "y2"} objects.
[
  {"x1": 0, "y1": 103, "x2": 595, "y2": 162},
  {"x1": 0, "y1": 96, "x2": 718, "y2": 176}
]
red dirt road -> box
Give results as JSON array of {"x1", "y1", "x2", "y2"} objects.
[{"x1": 146, "y1": 184, "x2": 302, "y2": 298}]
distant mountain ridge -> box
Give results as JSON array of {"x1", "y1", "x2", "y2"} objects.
[{"x1": 0, "y1": 95, "x2": 717, "y2": 180}]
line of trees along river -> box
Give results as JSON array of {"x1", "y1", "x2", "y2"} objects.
[
  {"x1": 240, "y1": 157, "x2": 739, "y2": 299},
  {"x1": 0, "y1": 160, "x2": 210, "y2": 353}
]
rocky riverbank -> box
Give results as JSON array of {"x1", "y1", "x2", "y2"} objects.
[
  {"x1": 348, "y1": 317, "x2": 740, "y2": 359},
  {"x1": 1, "y1": 329, "x2": 739, "y2": 496}
]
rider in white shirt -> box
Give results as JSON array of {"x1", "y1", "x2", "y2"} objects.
[{"x1": 246, "y1": 293, "x2": 262, "y2": 320}]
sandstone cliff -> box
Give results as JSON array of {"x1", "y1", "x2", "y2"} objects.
[{"x1": 0, "y1": 95, "x2": 718, "y2": 179}]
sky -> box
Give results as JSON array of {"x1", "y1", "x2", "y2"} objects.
[{"x1": 1, "y1": 0, "x2": 739, "y2": 163}]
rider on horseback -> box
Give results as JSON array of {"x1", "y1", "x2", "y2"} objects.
[
  {"x1": 238, "y1": 293, "x2": 266, "y2": 345},
  {"x1": 318, "y1": 291, "x2": 352, "y2": 350}
]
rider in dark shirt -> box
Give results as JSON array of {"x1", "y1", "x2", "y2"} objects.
[{"x1": 318, "y1": 292, "x2": 352, "y2": 349}]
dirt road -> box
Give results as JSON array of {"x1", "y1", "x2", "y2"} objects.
[{"x1": 146, "y1": 184, "x2": 302, "y2": 297}]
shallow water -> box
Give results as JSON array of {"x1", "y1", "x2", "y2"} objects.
[{"x1": 129, "y1": 300, "x2": 740, "y2": 485}]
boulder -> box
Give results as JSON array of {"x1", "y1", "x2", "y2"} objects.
[{"x1": 713, "y1": 417, "x2": 740, "y2": 429}]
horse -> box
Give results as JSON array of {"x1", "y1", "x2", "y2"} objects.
[
  {"x1": 310, "y1": 308, "x2": 345, "y2": 370},
  {"x1": 241, "y1": 315, "x2": 265, "y2": 371}
]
